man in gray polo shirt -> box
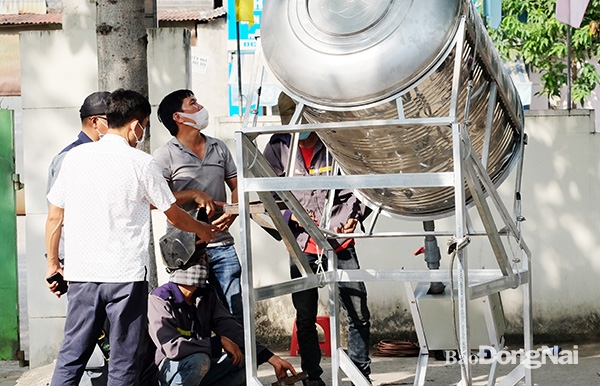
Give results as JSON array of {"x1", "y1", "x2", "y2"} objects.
[{"x1": 154, "y1": 89, "x2": 243, "y2": 324}]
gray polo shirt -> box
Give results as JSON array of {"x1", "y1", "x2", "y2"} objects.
[{"x1": 153, "y1": 134, "x2": 237, "y2": 246}]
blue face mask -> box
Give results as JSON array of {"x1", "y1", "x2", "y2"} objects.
[{"x1": 298, "y1": 132, "x2": 311, "y2": 140}]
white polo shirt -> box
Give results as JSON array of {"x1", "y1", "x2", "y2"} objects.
[{"x1": 47, "y1": 134, "x2": 176, "y2": 282}]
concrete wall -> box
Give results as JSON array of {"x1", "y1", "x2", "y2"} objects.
[
  {"x1": 19, "y1": 2, "x2": 600, "y2": 368},
  {"x1": 21, "y1": 1, "x2": 100, "y2": 367},
  {"x1": 517, "y1": 109, "x2": 600, "y2": 341}
]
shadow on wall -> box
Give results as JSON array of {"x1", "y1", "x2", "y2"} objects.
[{"x1": 517, "y1": 110, "x2": 600, "y2": 341}]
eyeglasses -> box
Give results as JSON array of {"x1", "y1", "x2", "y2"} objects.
[{"x1": 139, "y1": 119, "x2": 150, "y2": 131}]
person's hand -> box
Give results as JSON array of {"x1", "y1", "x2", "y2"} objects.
[
  {"x1": 334, "y1": 218, "x2": 358, "y2": 234},
  {"x1": 195, "y1": 222, "x2": 217, "y2": 244},
  {"x1": 211, "y1": 202, "x2": 237, "y2": 232},
  {"x1": 45, "y1": 267, "x2": 65, "y2": 298},
  {"x1": 220, "y1": 336, "x2": 243, "y2": 366},
  {"x1": 290, "y1": 210, "x2": 317, "y2": 228},
  {"x1": 191, "y1": 190, "x2": 216, "y2": 218},
  {"x1": 290, "y1": 213, "x2": 302, "y2": 228},
  {"x1": 267, "y1": 354, "x2": 297, "y2": 380}
]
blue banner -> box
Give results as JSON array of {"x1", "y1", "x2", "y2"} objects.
[{"x1": 227, "y1": 0, "x2": 263, "y2": 115}]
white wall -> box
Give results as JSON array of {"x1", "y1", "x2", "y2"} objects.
[
  {"x1": 21, "y1": 0, "x2": 100, "y2": 367},
  {"x1": 518, "y1": 110, "x2": 600, "y2": 339}
]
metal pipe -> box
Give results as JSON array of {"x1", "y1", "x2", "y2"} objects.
[{"x1": 422, "y1": 220, "x2": 445, "y2": 294}]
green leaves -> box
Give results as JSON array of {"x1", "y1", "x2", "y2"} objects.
[
  {"x1": 572, "y1": 62, "x2": 600, "y2": 104},
  {"x1": 488, "y1": 0, "x2": 600, "y2": 106}
]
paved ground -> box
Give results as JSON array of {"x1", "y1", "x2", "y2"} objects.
[{"x1": 1, "y1": 342, "x2": 598, "y2": 385}]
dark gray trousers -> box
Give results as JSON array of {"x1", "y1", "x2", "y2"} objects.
[{"x1": 51, "y1": 281, "x2": 148, "y2": 386}]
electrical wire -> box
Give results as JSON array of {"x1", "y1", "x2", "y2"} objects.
[
  {"x1": 373, "y1": 339, "x2": 420, "y2": 357},
  {"x1": 373, "y1": 324, "x2": 420, "y2": 357}
]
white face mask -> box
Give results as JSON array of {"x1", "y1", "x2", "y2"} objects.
[
  {"x1": 96, "y1": 118, "x2": 108, "y2": 139},
  {"x1": 133, "y1": 122, "x2": 146, "y2": 148},
  {"x1": 179, "y1": 108, "x2": 209, "y2": 131}
]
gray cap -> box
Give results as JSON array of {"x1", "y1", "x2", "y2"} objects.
[{"x1": 79, "y1": 91, "x2": 110, "y2": 118}]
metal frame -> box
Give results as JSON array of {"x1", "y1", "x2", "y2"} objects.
[{"x1": 236, "y1": 18, "x2": 532, "y2": 386}]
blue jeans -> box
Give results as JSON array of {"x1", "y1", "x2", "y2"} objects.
[
  {"x1": 206, "y1": 245, "x2": 243, "y2": 325},
  {"x1": 290, "y1": 246, "x2": 372, "y2": 380},
  {"x1": 158, "y1": 353, "x2": 245, "y2": 386}
]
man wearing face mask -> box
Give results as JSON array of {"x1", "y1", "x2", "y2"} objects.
[
  {"x1": 262, "y1": 92, "x2": 373, "y2": 386},
  {"x1": 45, "y1": 91, "x2": 111, "y2": 386},
  {"x1": 47, "y1": 91, "x2": 110, "y2": 197},
  {"x1": 153, "y1": 89, "x2": 244, "y2": 325},
  {"x1": 45, "y1": 89, "x2": 217, "y2": 386}
]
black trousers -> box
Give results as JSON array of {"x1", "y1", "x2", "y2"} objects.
[{"x1": 290, "y1": 246, "x2": 372, "y2": 381}]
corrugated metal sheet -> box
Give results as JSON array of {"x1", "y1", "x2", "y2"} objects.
[
  {"x1": 0, "y1": 0, "x2": 47, "y2": 15},
  {"x1": 0, "y1": 12, "x2": 60, "y2": 25},
  {"x1": 157, "y1": 0, "x2": 214, "y2": 10},
  {"x1": 0, "y1": 4, "x2": 226, "y2": 26},
  {"x1": 158, "y1": 6, "x2": 226, "y2": 22}
]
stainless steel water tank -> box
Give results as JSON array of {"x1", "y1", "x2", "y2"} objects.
[{"x1": 261, "y1": 0, "x2": 524, "y2": 219}]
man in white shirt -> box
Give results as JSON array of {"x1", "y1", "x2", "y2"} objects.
[
  {"x1": 45, "y1": 89, "x2": 216, "y2": 386},
  {"x1": 45, "y1": 91, "x2": 112, "y2": 386}
]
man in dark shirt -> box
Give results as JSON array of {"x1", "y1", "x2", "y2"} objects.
[
  {"x1": 262, "y1": 93, "x2": 372, "y2": 386},
  {"x1": 147, "y1": 257, "x2": 297, "y2": 386}
]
